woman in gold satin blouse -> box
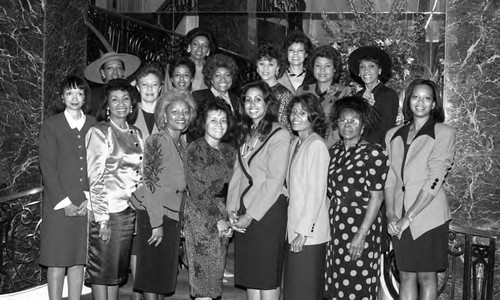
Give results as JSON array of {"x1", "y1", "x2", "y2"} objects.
[{"x1": 85, "y1": 79, "x2": 143, "y2": 300}]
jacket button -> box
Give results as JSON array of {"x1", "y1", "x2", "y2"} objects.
[{"x1": 402, "y1": 186, "x2": 405, "y2": 192}]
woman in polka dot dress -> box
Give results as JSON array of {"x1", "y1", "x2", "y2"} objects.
[{"x1": 324, "y1": 96, "x2": 389, "y2": 300}]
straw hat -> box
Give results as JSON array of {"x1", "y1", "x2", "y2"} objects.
[
  {"x1": 84, "y1": 52, "x2": 141, "y2": 83},
  {"x1": 348, "y1": 46, "x2": 392, "y2": 83}
]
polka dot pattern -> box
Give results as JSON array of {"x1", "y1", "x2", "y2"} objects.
[{"x1": 324, "y1": 142, "x2": 388, "y2": 299}]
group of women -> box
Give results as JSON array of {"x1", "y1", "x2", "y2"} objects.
[{"x1": 39, "y1": 27, "x2": 455, "y2": 300}]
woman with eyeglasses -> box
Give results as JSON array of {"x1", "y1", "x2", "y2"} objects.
[{"x1": 324, "y1": 96, "x2": 389, "y2": 300}]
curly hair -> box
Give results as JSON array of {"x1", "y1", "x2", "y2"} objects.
[
  {"x1": 255, "y1": 43, "x2": 284, "y2": 78},
  {"x1": 402, "y1": 79, "x2": 445, "y2": 123},
  {"x1": 135, "y1": 63, "x2": 164, "y2": 83},
  {"x1": 154, "y1": 89, "x2": 197, "y2": 131},
  {"x1": 287, "y1": 93, "x2": 326, "y2": 138},
  {"x1": 56, "y1": 75, "x2": 91, "y2": 114},
  {"x1": 202, "y1": 53, "x2": 239, "y2": 88},
  {"x1": 168, "y1": 57, "x2": 195, "y2": 79},
  {"x1": 309, "y1": 45, "x2": 343, "y2": 83},
  {"x1": 183, "y1": 27, "x2": 218, "y2": 56},
  {"x1": 97, "y1": 79, "x2": 139, "y2": 123},
  {"x1": 330, "y1": 96, "x2": 380, "y2": 137},
  {"x1": 237, "y1": 81, "x2": 279, "y2": 145},
  {"x1": 282, "y1": 30, "x2": 313, "y2": 67},
  {"x1": 191, "y1": 97, "x2": 235, "y2": 143}
]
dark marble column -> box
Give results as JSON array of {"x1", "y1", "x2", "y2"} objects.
[
  {"x1": 444, "y1": 0, "x2": 499, "y2": 233},
  {"x1": 0, "y1": 0, "x2": 88, "y2": 196},
  {"x1": 444, "y1": 0, "x2": 500, "y2": 294}
]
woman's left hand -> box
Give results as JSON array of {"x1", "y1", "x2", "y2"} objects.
[
  {"x1": 289, "y1": 234, "x2": 307, "y2": 253},
  {"x1": 231, "y1": 214, "x2": 253, "y2": 232},
  {"x1": 148, "y1": 226, "x2": 163, "y2": 247},
  {"x1": 395, "y1": 217, "x2": 411, "y2": 239},
  {"x1": 77, "y1": 200, "x2": 88, "y2": 216},
  {"x1": 349, "y1": 232, "x2": 366, "y2": 260}
]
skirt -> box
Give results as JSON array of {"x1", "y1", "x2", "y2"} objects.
[
  {"x1": 284, "y1": 243, "x2": 326, "y2": 300},
  {"x1": 392, "y1": 221, "x2": 450, "y2": 272},
  {"x1": 134, "y1": 210, "x2": 180, "y2": 294},
  {"x1": 85, "y1": 207, "x2": 136, "y2": 286},
  {"x1": 234, "y1": 194, "x2": 287, "y2": 290}
]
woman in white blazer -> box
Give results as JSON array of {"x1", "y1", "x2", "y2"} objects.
[{"x1": 284, "y1": 94, "x2": 330, "y2": 300}]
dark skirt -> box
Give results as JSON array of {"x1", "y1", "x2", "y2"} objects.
[
  {"x1": 392, "y1": 221, "x2": 450, "y2": 272},
  {"x1": 40, "y1": 204, "x2": 87, "y2": 267},
  {"x1": 85, "y1": 207, "x2": 136, "y2": 286},
  {"x1": 284, "y1": 243, "x2": 326, "y2": 300},
  {"x1": 234, "y1": 194, "x2": 288, "y2": 290},
  {"x1": 134, "y1": 210, "x2": 180, "y2": 294}
]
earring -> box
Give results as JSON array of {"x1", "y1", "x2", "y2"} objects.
[
  {"x1": 101, "y1": 74, "x2": 106, "y2": 81},
  {"x1": 106, "y1": 108, "x2": 110, "y2": 120},
  {"x1": 275, "y1": 70, "x2": 279, "y2": 76},
  {"x1": 129, "y1": 107, "x2": 133, "y2": 115}
]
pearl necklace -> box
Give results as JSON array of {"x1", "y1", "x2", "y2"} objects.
[{"x1": 110, "y1": 119, "x2": 130, "y2": 133}]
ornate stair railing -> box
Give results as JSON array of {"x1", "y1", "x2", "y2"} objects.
[
  {"x1": 86, "y1": 5, "x2": 259, "y2": 90},
  {"x1": 383, "y1": 223, "x2": 498, "y2": 299},
  {"x1": 0, "y1": 187, "x2": 45, "y2": 294}
]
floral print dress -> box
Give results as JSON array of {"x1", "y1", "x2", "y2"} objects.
[{"x1": 184, "y1": 138, "x2": 235, "y2": 298}]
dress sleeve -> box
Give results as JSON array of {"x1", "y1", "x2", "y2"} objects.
[
  {"x1": 141, "y1": 134, "x2": 176, "y2": 227},
  {"x1": 39, "y1": 119, "x2": 69, "y2": 207},
  {"x1": 227, "y1": 153, "x2": 242, "y2": 213},
  {"x1": 365, "y1": 145, "x2": 389, "y2": 191},
  {"x1": 86, "y1": 126, "x2": 110, "y2": 222},
  {"x1": 421, "y1": 126, "x2": 456, "y2": 196},
  {"x1": 295, "y1": 140, "x2": 330, "y2": 237}
]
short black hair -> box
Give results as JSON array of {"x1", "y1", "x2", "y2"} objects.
[
  {"x1": 168, "y1": 57, "x2": 196, "y2": 79},
  {"x1": 330, "y1": 96, "x2": 380, "y2": 137},
  {"x1": 183, "y1": 27, "x2": 218, "y2": 56},
  {"x1": 282, "y1": 30, "x2": 313, "y2": 67},
  {"x1": 55, "y1": 75, "x2": 91, "y2": 114},
  {"x1": 402, "y1": 79, "x2": 445, "y2": 123},
  {"x1": 192, "y1": 97, "x2": 235, "y2": 143},
  {"x1": 287, "y1": 93, "x2": 326, "y2": 138},
  {"x1": 97, "y1": 79, "x2": 139, "y2": 124},
  {"x1": 309, "y1": 45, "x2": 343, "y2": 83}
]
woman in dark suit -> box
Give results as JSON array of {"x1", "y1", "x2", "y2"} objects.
[
  {"x1": 347, "y1": 46, "x2": 399, "y2": 146},
  {"x1": 385, "y1": 79, "x2": 455, "y2": 300},
  {"x1": 284, "y1": 94, "x2": 330, "y2": 300},
  {"x1": 227, "y1": 81, "x2": 291, "y2": 300},
  {"x1": 39, "y1": 75, "x2": 96, "y2": 300},
  {"x1": 191, "y1": 53, "x2": 240, "y2": 142}
]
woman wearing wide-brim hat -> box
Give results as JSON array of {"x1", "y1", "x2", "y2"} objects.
[
  {"x1": 84, "y1": 52, "x2": 141, "y2": 116},
  {"x1": 347, "y1": 46, "x2": 399, "y2": 147}
]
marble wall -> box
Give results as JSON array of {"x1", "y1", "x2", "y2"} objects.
[
  {"x1": 0, "y1": 0, "x2": 88, "y2": 196},
  {"x1": 444, "y1": 0, "x2": 500, "y2": 295}
]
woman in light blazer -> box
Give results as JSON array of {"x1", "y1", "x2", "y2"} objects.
[
  {"x1": 227, "y1": 81, "x2": 291, "y2": 300},
  {"x1": 385, "y1": 79, "x2": 455, "y2": 300},
  {"x1": 284, "y1": 94, "x2": 330, "y2": 300}
]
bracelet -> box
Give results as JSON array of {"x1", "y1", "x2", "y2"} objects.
[{"x1": 99, "y1": 221, "x2": 108, "y2": 229}]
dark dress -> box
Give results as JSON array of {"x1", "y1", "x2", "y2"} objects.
[
  {"x1": 39, "y1": 113, "x2": 96, "y2": 267},
  {"x1": 324, "y1": 141, "x2": 389, "y2": 300},
  {"x1": 270, "y1": 83, "x2": 293, "y2": 131},
  {"x1": 184, "y1": 138, "x2": 235, "y2": 298}
]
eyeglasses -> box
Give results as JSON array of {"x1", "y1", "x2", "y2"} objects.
[{"x1": 338, "y1": 118, "x2": 361, "y2": 126}]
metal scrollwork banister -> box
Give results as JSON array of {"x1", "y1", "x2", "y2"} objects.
[
  {"x1": 0, "y1": 186, "x2": 45, "y2": 294},
  {"x1": 384, "y1": 222, "x2": 498, "y2": 300}
]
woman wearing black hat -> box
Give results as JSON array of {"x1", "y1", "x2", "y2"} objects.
[{"x1": 348, "y1": 46, "x2": 399, "y2": 147}]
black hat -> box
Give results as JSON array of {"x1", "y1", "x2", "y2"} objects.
[{"x1": 348, "y1": 46, "x2": 392, "y2": 83}]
